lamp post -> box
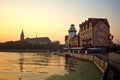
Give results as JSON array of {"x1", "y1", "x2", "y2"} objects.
[{"x1": 108, "y1": 34, "x2": 114, "y2": 54}]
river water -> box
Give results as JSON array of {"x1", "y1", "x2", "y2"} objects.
[{"x1": 0, "y1": 52, "x2": 69, "y2": 80}]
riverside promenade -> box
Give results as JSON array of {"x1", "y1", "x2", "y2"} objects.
[
  {"x1": 57, "y1": 52, "x2": 104, "y2": 72},
  {"x1": 57, "y1": 52, "x2": 120, "y2": 80}
]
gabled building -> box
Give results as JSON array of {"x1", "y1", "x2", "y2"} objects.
[
  {"x1": 79, "y1": 18, "x2": 110, "y2": 47},
  {"x1": 20, "y1": 30, "x2": 51, "y2": 44},
  {"x1": 26, "y1": 37, "x2": 51, "y2": 44}
]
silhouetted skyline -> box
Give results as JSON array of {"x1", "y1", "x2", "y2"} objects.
[{"x1": 0, "y1": 0, "x2": 120, "y2": 44}]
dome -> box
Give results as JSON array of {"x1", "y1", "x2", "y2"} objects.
[
  {"x1": 68, "y1": 24, "x2": 77, "y2": 32},
  {"x1": 71, "y1": 24, "x2": 74, "y2": 26}
]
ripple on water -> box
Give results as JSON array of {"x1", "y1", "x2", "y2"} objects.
[{"x1": 0, "y1": 52, "x2": 68, "y2": 80}]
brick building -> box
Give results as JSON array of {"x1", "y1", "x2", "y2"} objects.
[{"x1": 79, "y1": 18, "x2": 110, "y2": 47}]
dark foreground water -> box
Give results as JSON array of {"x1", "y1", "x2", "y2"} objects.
[{"x1": 0, "y1": 52, "x2": 68, "y2": 80}]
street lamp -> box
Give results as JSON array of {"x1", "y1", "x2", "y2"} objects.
[{"x1": 109, "y1": 34, "x2": 114, "y2": 53}]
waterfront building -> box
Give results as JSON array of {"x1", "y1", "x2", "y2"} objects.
[
  {"x1": 70, "y1": 35, "x2": 78, "y2": 47},
  {"x1": 25, "y1": 37, "x2": 51, "y2": 44},
  {"x1": 79, "y1": 18, "x2": 110, "y2": 47},
  {"x1": 65, "y1": 24, "x2": 78, "y2": 47},
  {"x1": 20, "y1": 30, "x2": 51, "y2": 44}
]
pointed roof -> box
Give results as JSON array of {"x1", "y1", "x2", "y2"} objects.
[
  {"x1": 88, "y1": 18, "x2": 110, "y2": 28},
  {"x1": 21, "y1": 29, "x2": 24, "y2": 36},
  {"x1": 79, "y1": 18, "x2": 110, "y2": 28}
]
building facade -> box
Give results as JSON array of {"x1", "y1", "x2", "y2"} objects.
[
  {"x1": 65, "y1": 24, "x2": 78, "y2": 47},
  {"x1": 26, "y1": 37, "x2": 51, "y2": 44},
  {"x1": 70, "y1": 35, "x2": 78, "y2": 47},
  {"x1": 20, "y1": 30, "x2": 51, "y2": 44},
  {"x1": 79, "y1": 18, "x2": 110, "y2": 47}
]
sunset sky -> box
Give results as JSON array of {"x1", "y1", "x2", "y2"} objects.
[{"x1": 0, "y1": 0, "x2": 120, "y2": 44}]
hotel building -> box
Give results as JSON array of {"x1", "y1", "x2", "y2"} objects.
[{"x1": 79, "y1": 18, "x2": 110, "y2": 47}]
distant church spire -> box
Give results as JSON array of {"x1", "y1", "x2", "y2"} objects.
[{"x1": 20, "y1": 29, "x2": 24, "y2": 41}]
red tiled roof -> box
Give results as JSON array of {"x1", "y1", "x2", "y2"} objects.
[
  {"x1": 79, "y1": 18, "x2": 110, "y2": 28},
  {"x1": 85, "y1": 20, "x2": 89, "y2": 26},
  {"x1": 88, "y1": 18, "x2": 99, "y2": 27},
  {"x1": 80, "y1": 22, "x2": 85, "y2": 28},
  {"x1": 102, "y1": 19, "x2": 110, "y2": 27},
  {"x1": 88, "y1": 18, "x2": 110, "y2": 28},
  {"x1": 79, "y1": 24, "x2": 81, "y2": 27}
]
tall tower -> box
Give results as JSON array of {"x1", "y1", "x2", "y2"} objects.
[
  {"x1": 68, "y1": 24, "x2": 77, "y2": 47},
  {"x1": 20, "y1": 29, "x2": 24, "y2": 41},
  {"x1": 68, "y1": 24, "x2": 77, "y2": 40}
]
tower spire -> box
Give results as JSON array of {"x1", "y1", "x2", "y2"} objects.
[{"x1": 20, "y1": 29, "x2": 24, "y2": 41}]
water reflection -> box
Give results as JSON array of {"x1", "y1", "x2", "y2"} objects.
[
  {"x1": 65, "y1": 57, "x2": 76, "y2": 73},
  {"x1": 19, "y1": 53, "x2": 24, "y2": 72},
  {"x1": 33, "y1": 53, "x2": 50, "y2": 66},
  {"x1": 18, "y1": 77, "x2": 23, "y2": 80},
  {"x1": 18, "y1": 53, "x2": 24, "y2": 80},
  {"x1": 0, "y1": 52, "x2": 68, "y2": 80}
]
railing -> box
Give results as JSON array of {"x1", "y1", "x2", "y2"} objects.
[
  {"x1": 93, "y1": 54, "x2": 109, "y2": 70},
  {"x1": 64, "y1": 52, "x2": 120, "y2": 80},
  {"x1": 95, "y1": 54, "x2": 120, "y2": 80}
]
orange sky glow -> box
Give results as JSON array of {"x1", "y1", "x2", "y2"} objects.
[{"x1": 0, "y1": 0, "x2": 120, "y2": 44}]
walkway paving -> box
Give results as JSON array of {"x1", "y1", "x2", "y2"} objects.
[{"x1": 109, "y1": 53, "x2": 120, "y2": 63}]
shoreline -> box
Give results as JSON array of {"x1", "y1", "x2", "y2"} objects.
[
  {"x1": 0, "y1": 49, "x2": 50, "y2": 53},
  {"x1": 57, "y1": 52, "x2": 104, "y2": 73}
]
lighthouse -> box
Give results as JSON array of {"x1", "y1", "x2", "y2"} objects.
[{"x1": 68, "y1": 24, "x2": 77, "y2": 46}]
